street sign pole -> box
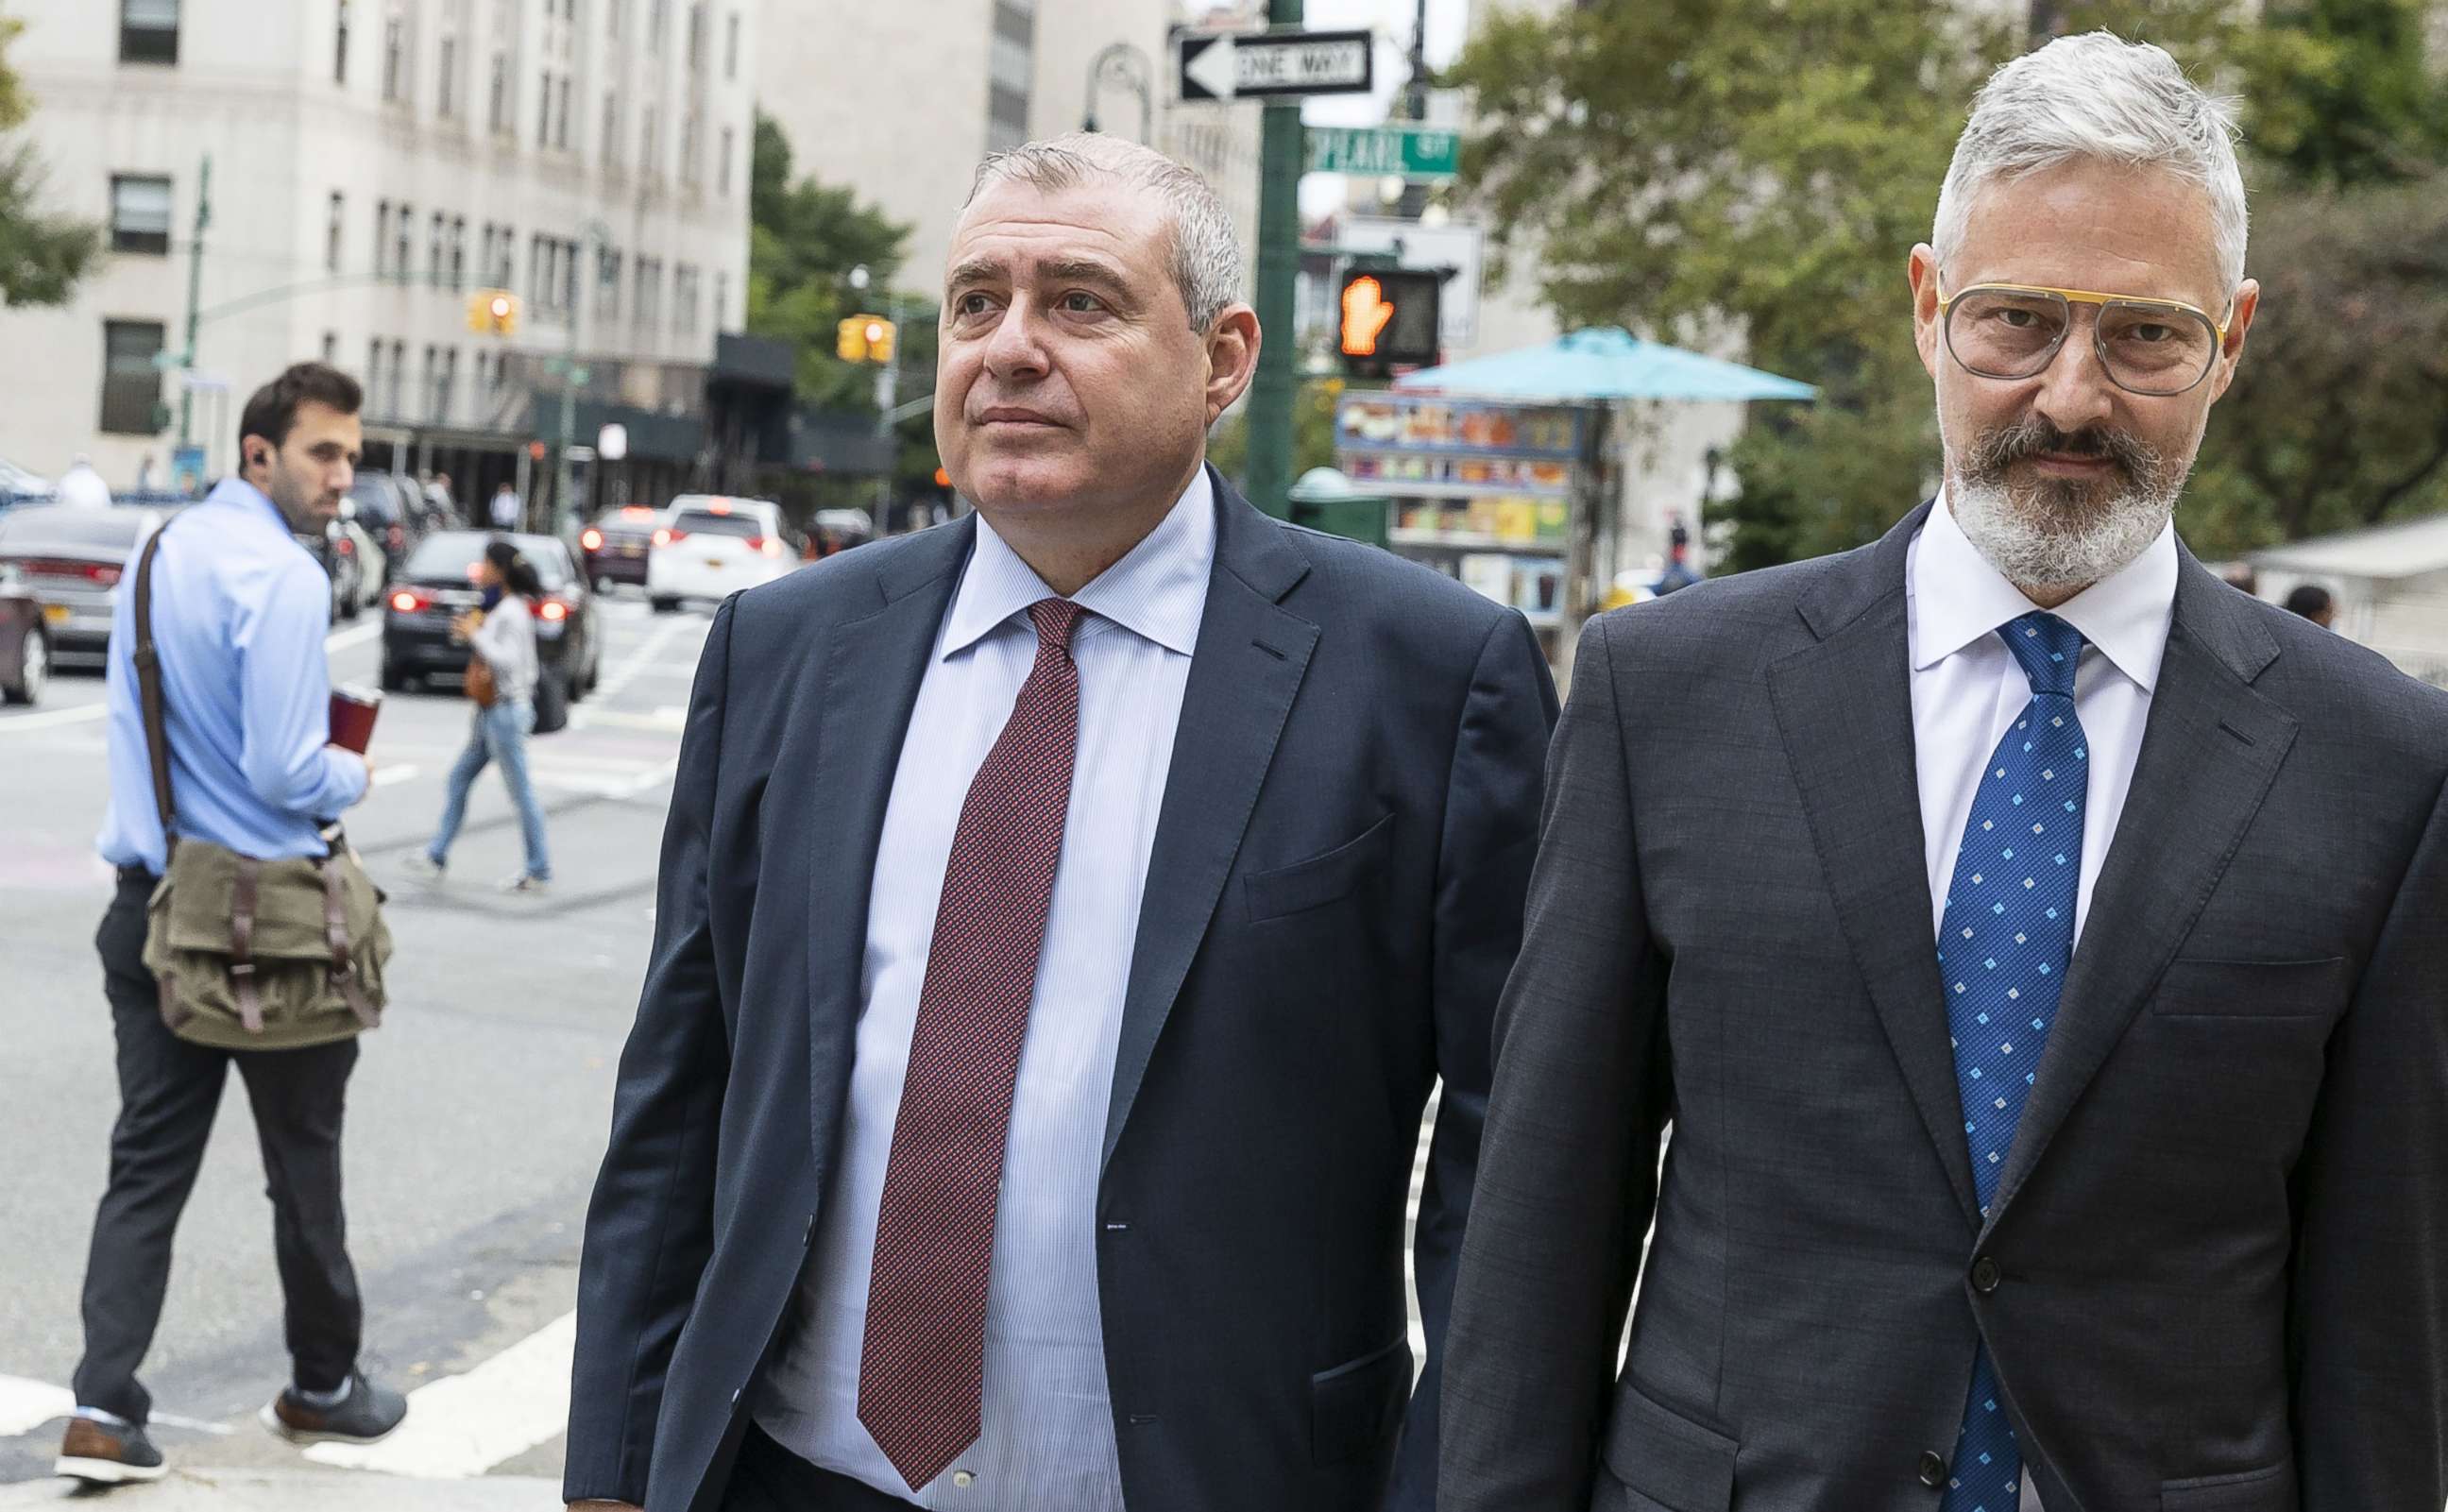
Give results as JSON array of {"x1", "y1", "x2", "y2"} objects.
[
  {"x1": 176, "y1": 154, "x2": 212, "y2": 450},
  {"x1": 1244, "y1": 4, "x2": 1304, "y2": 520}
]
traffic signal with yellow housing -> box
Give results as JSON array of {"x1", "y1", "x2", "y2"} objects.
[
  {"x1": 836, "y1": 314, "x2": 895, "y2": 363},
  {"x1": 468, "y1": 289, "x2": 520, "y2": 335}
]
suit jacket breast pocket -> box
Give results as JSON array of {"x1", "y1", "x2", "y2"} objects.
[
  {"x1": 2150, "y1": 956, "x2": 2348, "y2": 1018},
  {"x1": 1243, "y1": 813, "x2": 1394, "y2": 924}
]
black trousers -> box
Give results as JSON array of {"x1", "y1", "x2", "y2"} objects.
[
  {"x1": 722, "y1": 1424, "x2": 926, "y2": 1512},
  {"x1": 72, "y1": 871, "x2": 365, "y2": 1424}
]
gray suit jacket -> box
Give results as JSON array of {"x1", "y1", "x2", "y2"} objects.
[{"x1": 1441, "y1": 502, "x2": 2448, "y2": 1512}]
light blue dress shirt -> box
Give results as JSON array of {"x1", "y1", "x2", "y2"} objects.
[
  {"x1": 96, "y1": 479, "x2": 368, "y2": 875},
  {"x1": 755, "y1": 470, "x2": 1216, "y2": 1510}
]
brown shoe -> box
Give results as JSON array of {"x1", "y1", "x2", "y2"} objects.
[{"x1": 56, "y1": 1415, "x2": 168, "y2": 1484}]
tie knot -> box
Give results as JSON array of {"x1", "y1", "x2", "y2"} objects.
[
  {"x1": 1028, "y1": 597, "x2": 1085, "y2": 651},
  {"x1": 2002, "y1": 612, "x2": 2084, "y2": 697}
]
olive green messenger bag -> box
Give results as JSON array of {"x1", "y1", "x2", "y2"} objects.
[{"x1": 129, "y1": 518, "x2": 393, "y2": 1051}]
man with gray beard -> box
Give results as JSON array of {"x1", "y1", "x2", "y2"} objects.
[{"x1": 1442, "y1": 30, "x2": 2448, "y2": 1512}]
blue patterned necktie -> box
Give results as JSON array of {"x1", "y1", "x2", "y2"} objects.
[{"x1": 1936, "y1": 611, "x2": 2088, "y2": 1512}]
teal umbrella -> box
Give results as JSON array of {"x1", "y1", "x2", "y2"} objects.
[{"x1": 1392, "y1": 327, "x2": 1816, "y2": 403}]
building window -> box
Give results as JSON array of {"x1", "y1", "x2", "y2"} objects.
[
  {"x1": 100, "y1": 321, "x2": 167, "y2": 433},
  {"x1": 394, "y1": 203, "x2": 413, "y2": 280},
  {"x1": 724, "y1": 10, "x2": 739, "y2": 78},
  {"x1": 391, "y1": 340, "x2": 407, "y2": 416},
  {"x1": 675, "y1": 263, "x2": 697, "y2": 333},
  {"x1": 640, "y1": 104, "x2": 656, "y2": 178},
  {"x1": 679, "y1": 109, "x2": 697, "y2": 182},
  {"x1": 494, "y1": 223, "x2": 515, "y2": 285},
  {"x1": 110, "y1": 175, "x2": 173, "y2": 255},
  {"x1": 327, "y1": 191, "x2": 345, "y2": 271},
  {"x1": 489, "y1": 52, "x2": 508, "y2": 131},
  {"x1": 713, "y1": 269, "x2": 726, "y2": 330},
  {"x1": 601, "y1": 92, "x2": 620, "y2": 165},
  {"x1": 374, "y1": 199, "x2": 390, "y2": 275},
  {"x1": 718, "y1": 125, "x2": 733, "y2": 194},
  {"x1": 607, "y1": 0, "x2": 620, "y2": 36},
  {"x1": 382, "y1": 14, "x2": 405, "y2": 99},
  {"x1": 437, "y1": 34, "x2": 457, "y2": 116},
  {"x1": 420, "y1": 345, "x2": 438, "y2": 420},
  {"x1": 322, "y1": 331, "x2": 339, "y2": 365},
  {"x1": 687, "y1": 3, "x2": 704, "y2": 68},
  {"x1": 120, "y1": 0, "x2": 179, "y2": 65},
  {"x1": 530, "y1": 235, "x2": 546, "y2": 311},
  {"x1": 600, "y1": 246, "x2": 621, "y2": 319},
  {"x1": 450, "y1": 217, "x2": 467, "y2": 289},
  {"x1": 438, "y1": 348, "x2": 459, "y2": 423},
  {"x1": 334, "y1": 0, "x2": 350, "y2": 83},
  {"x1": 554, "y1": 76, "x2": 571, "y2": 148},
  {"x1": 563, "y1": 239, "x2": 579, "y2": 315},
  {"x1": 649, "y1": 0, "x2": 665, "y2": 45},
  {"x1": 428, "y1": 212, "x2": 444, "y2": 282},
  {"x1": 538, "y1": 71, "x2": 553, "y2": 145},
  {"x1": 366, "y1": 338, "x2": 384, "y2": 407}
]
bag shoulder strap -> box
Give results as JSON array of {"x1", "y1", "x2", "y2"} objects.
[{"x1": 131, "y1": 518, "x2": 178, "y2": 846}]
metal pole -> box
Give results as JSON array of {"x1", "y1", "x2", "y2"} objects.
[
  {"x1": 176, "y1": 154, "x2": 212, "y2": 449},
  {"x1": 554, "y1": 221, "x2": 607, "y2": 538},
  {"x1": 1242, "y1": 0, "x2": 1302, "y2": 519},
  {"x1": 873, "y1": 291, "x2": 901, "y2": 535}
]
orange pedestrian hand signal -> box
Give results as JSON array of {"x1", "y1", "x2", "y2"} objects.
[{"x1": 1340, "y1": 276, "x2": 1396, "y2": 357}]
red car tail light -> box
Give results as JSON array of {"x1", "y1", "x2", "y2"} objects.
[
  {"x1": 388, "y1": 588, "x2": 430, "y2": 614},
  {"x1": 538, "y1": 599, "x2": 570, "y2": 622},
  {"x1": 580, "y1": 528, "x2": 604, "y2": 552},
  {"x1": 753, "y1": 537, "x2": 783, "y2": 559},
  {"x1": 654, "y1": 527, "x2": 680, "y2": 546}
]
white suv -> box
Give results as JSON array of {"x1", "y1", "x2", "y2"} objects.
[{"x1": 646, "y1": 496, "x2": 795, "y2": 611}]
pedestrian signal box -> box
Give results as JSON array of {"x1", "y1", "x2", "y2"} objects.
[
  {"x1": 468, "y1": 290, "x2": 520, "y2": 336},
  {"x1": 838, "y1": 314, "x2": 895, "y2": 364},
  {"x1": 1336, "y1": 268, "x2": 1441, "y2": 374}
]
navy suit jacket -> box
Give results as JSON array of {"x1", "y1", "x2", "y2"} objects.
[{"x1": 565, "y1": 470, "x2": 1558, "y2": 1512}]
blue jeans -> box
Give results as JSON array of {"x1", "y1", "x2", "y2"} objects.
[{"x1": 427, "y1": 699, "x2": 551, "y2": 880}]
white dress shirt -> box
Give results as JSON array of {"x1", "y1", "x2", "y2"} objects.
[
  {"x1": 1905, "y1": 492, "x2": 2177, "y2": 1512},
  {"x1": 754, "y1": 470, "x2": 1215, "y2": 1509}
]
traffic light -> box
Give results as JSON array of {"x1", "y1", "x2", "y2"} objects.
[
  {"x1": 1336, "y1": 268, "x2": 1441, "y2": 374},
  {"x1": 468, "y1": 290, "x2": 519, "y2": 335},
  {"x1": 837, "y1": 314, "x2": 895, "y2": 363}
]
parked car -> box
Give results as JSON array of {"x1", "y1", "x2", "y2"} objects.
[
  {"x1": 0, "y1": 578, "x2": 50, "y2": 705},
  {"x1": 579, "y1": 502, "x2": 669, "y2": 589},
  {"x1": 381, "y1": 529, "x2": 601, "y2": 701},
  {"x1": 646, "y1": 496, "x2": 795, "y2": 611},
  {"x1": 0, "y1": 503, "x2": 178, "y2": 665},
  {"x1": 346, "y1": 472, "x2": 434, "y2": 582}
]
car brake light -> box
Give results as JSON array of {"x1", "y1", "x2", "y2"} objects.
[
  {"x1": 335, "y1": 537, "x2": 354, "y2": 555},
  {"x1": 580, "y1": 527, "x2": 604, "y2": 551},
  {"x1": 539, "y1": 599, "x2": 570, "y2": 622},
  {"x1": 90, "y1": 563, "x2": 122, "y2": 586},
  {"x1": 654, "y1": 528, "x2": 680, "y2": 546},
  {"x1": 388, "y1": 588, "x2": 427, "y2": 613},
  {"x1": 756, "y1": 537, "x2": 782, "y2": 558}
]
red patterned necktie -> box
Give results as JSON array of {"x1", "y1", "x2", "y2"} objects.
[{"x1": 858, "y1": 596, "x2": 1086, "y2": 1492}]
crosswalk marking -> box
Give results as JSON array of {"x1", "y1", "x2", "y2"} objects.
[
  {"x1": 0, "y1": 1377, "x2": 71, "y2": 1438},
  {"x1": 303, "y1": 1311, "x2": 576, "y2": 1479}
]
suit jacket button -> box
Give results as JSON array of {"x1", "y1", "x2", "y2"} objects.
[
  {"x1": 1919, "y1": 1450, "x2": 1948, "y2": 1487},
  {"x1": 1972, "y1": 1256, "x2": 2003, "y2": 1294}
]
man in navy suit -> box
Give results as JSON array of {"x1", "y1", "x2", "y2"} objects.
[{"x1": 563, "y1": 133, "x2": 1556, "y2": 1512}]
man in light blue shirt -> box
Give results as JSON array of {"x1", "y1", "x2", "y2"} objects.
[{"x1": 60, "y1": 363, "x2": 409, "y2": 1488}]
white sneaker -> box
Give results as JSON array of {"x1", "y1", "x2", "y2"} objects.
[
  {"x1": 400, "y1": 853, "x2": 444, "y2": 881},
  {"x1": 494, "y1": 873, "x2": 550, "y2": 894}
]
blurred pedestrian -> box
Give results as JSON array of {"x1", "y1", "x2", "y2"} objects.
[
  {"x1": 489, "y1": 480, "x2": 521, "y2": 532},
  {"x1": 56, "y1": 453, "x2": 110, "y2": 508},
  {"x1": 564, "y1": 132, "x2": 1556, "y2": 1512},
  {"x1": 133, "y1": 453, "x2": 156, "y2": 493},
  {"x1": 2285, "y1": 582, "x2": 2336, "y2": 628},
  {"x1": 1446, "y1": 31, "x2": 2448, "y2": 1512},
  {"x1": 67, "y1": 362, "x2": 408, "y2": 1487},
  {"x1": 403, "y1": 537, "x2": 552, "y2": 892}
]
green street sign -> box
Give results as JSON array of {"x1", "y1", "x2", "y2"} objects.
[{"x1": 1305, "y1": 125, "x2": 1460, "y2": 180}]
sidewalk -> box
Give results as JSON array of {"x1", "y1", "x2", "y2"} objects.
[{"x1": 0, "y1": 1469, "x2": 560, "y2": 1508}]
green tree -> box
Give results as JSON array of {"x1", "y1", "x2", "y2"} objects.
[
  {"x1": 0, "y1": 14, "x2": 102, "y2": 308},
  {"x1": 1208, "y1": 376, "x2": 1343, "y2": 489},
  {"x1": 2244, "y1": 0, "x2": 2448, "y2": 186},
  {"x1": 2182, "y1": 175, "x2": 2448, "y2": 554}
]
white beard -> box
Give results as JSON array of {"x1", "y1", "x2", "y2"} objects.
[{"x1": 1947, "y1": 471, "x2": 2177, "y2": 598}]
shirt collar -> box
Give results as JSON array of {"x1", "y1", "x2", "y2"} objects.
[
  {"x1": 1910, "y1": 486, "x2": 2177, "y2": 692},
  {"x1": 206, "y1": 476, "x2": 297, "y2": 535},
  {"x1": 940, "y1": 468, "x2": 1216, "y2": 659}
]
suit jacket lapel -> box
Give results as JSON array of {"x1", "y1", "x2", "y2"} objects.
[
  {"x1": 1768, "y1": 501, "x2": 1983, "y2": 1230},
  {"x1": 1983, "y1": 552, "x2": 2296, "y2": 1230},
  {"x1": 1100, "y1": 469, "x2": 1316, "y2": 1174},
  {"x1": 803, "y1": 518, "x2": 975, "y2": 1177}
]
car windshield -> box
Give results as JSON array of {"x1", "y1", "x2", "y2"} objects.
[
  {"x1": 672, "y1": 510, "x2": 765, "y2": 539},
  {"x1": 0, "y1": 505, "x2": 163, "y2": 554},
  {"x1": 403, "y1": 531, "x2": 572, "y2": 589}
]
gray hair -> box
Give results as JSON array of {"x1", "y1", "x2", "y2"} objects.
[
  {"x1": 965, "y1": 133, "x2": 1244, "y2": 331},
  {"x1": 1934, "y1": 31, "x2": 2249, "y2": 294}
]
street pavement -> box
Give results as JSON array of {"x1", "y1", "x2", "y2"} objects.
[
  {"x1": 0, "y1": 582, "x2": 1440, "y2": 1505},
  {"x1": 0, "y1": 586, "x2": 710, "y2": 1501}
]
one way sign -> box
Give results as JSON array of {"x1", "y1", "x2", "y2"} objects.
[{"x1": 1176, "y1": 28, "x2": 1375, "y2": 102}]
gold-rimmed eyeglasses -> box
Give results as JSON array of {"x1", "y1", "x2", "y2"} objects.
[{"x1": 1936, "y1": 280, "x2": 2233, "y2": 398}]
